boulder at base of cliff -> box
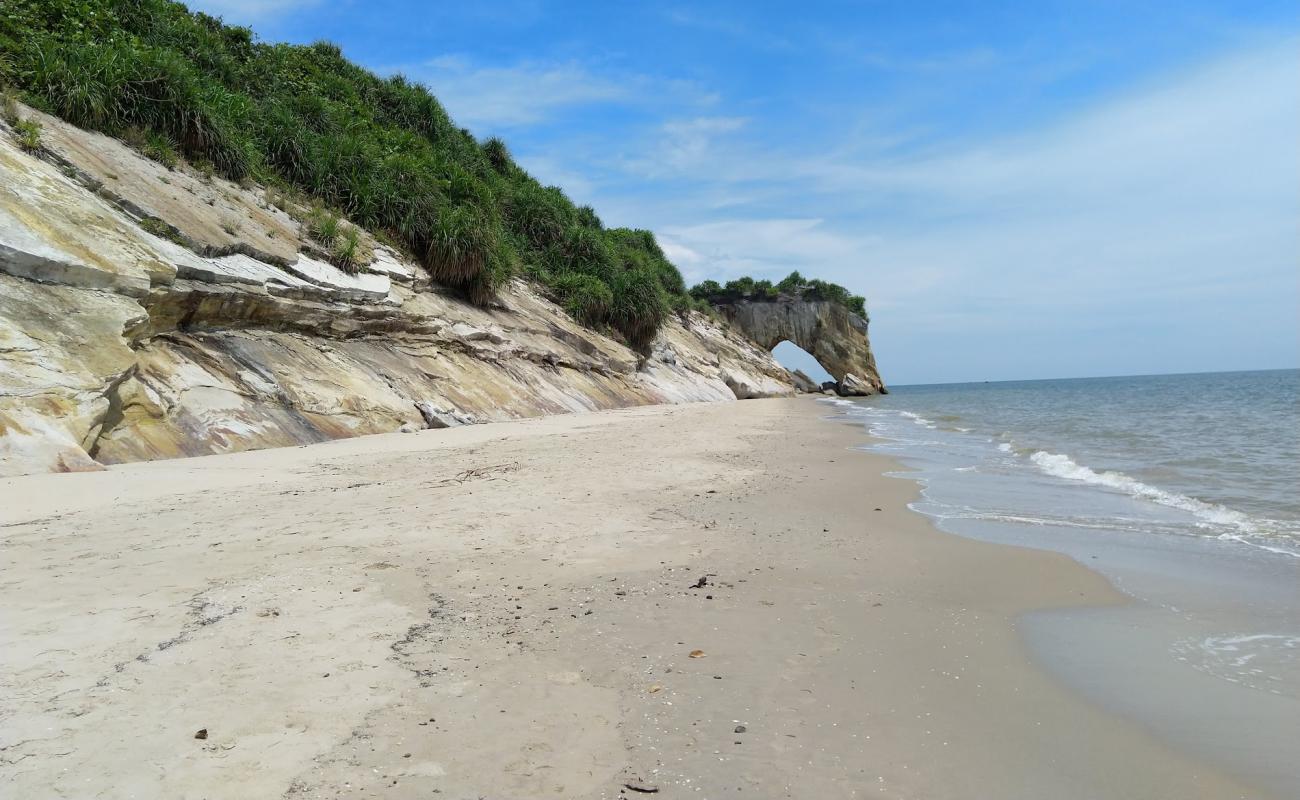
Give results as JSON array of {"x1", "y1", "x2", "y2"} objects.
[
  {"x1": 788, "y1": 369, "x2": 821, "y2": 393},
  {"x1": 836, "y1": 373, "x2": 875, "y2": 396}
]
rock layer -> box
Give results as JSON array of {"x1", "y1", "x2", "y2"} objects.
[
  {"x1": 715, "y1": 297, "x2": 886, "y2": 395},
  {"x1": 0, "y1": 108, "x2": 799, "y2": 476}
]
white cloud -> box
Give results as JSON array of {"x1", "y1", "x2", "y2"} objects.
[
  {"x1": 398, "y1": 57, "x2": 716, "y2": 130},
  {"x1": 657, "y1": 218, "x2": 865, "y2": 285},
  {"x1": 405, "y1": 58, "x2": 626, "y2": 128},
  {"x1": 620, "y1": 116, "x2": 749, "y2": 177}
]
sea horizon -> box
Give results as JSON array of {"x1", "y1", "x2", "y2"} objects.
[{"x1": 881, "y1": 364, "x2": 1299, "y2": 389}]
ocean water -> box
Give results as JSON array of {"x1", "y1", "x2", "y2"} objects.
[
  {"x1": 842, "y1": 369, "x2": 1299, "y2": 557},
  {"x1": 823, "y1": 369, "x2": 1300, "y2": 794}
]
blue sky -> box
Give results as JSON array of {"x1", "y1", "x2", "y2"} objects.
[{"x1": 194, "y1": 1, "x2": 1298, "y2": 384}]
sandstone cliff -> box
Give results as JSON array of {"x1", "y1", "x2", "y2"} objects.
[
  {"x1": 0, "y1": 106, "x2": 890, "y2": 475},
  {"x1": 0, "y1": 108, "x2": 808, "y2": 476},
  {"x1": 716, "y1": 297, "x2": 886, "y2": 395}
]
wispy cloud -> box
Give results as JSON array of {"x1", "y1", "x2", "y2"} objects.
[
  {"x1": 403, "y1": 57, "x2": 625, "y2": 127},
  {"x1": 617, "y1": 116, "x2": 750, "y2": 177},
  {"x1": 397, "y1": 56, "x2": 716, "y2": 130},
  {"x1": 657, "y1": 218, "x2": 868, "y2": 285}
]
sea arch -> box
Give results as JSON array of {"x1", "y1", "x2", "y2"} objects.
[{"x1": 715, "y1": 297, "x2": 886, "y2": 395}]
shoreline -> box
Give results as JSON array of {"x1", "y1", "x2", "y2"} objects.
[
  {"x1": 0, "y1": 398, "x2": 1269, "y2": 798},
  {"x1": 831, "y1": 392, "x2": 1300, "y2": 797}
]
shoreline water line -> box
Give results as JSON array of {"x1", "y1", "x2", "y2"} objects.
[{"x1": 816, "y1": 385, "x2": 1300, "y2": 797}]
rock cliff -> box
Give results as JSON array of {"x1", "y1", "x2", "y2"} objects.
[
  {"x1": 715, "y1": 298, "x2": 886, "y2": 395},
  {"x1": 0, "y1": 108, "x2": 800, "y2": 476}
]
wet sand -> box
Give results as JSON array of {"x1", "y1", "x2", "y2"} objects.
[{"x1": 0, "y1": 398, "x2": 1270, "y2": 798}]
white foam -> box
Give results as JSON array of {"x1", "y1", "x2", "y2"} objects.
[
  {"x1": 1028, "y1": 450, "x2": 1298, "y2": 557},
  {"x1": 997, "y1": 442, "x2": 1013, "y2": 453},
  {"x1": 818, "y1": 397, "x2": 857, "y2": 408},
  {"x1": 898, "y1": 411, "x2": 937, "y2": 429},
  {"x1": 1172, "y1": 633, "x2": 1300, "y2": 695}
]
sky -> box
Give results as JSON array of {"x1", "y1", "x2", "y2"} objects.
[{"x1": 191, "y1": 0, "x2": 1298, "y2": 385}]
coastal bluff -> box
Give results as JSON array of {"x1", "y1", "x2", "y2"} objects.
[
  {"x1": 0, "y1": 107, "x2": 879, "y2": 476},
  {"x1": 713, "y1": 297, "x2": 886, "y2": 395}
]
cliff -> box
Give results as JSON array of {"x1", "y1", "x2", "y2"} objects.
[
  {"x1": 715, "y1": 298, "x2": 886, "y2": 395},
  {"x1": 0, "y1": 107, "x2": 799, "y2": 476}
]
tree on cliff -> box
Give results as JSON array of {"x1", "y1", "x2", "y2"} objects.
[{"x1": 690, "y1": 271, "x2": 868, "y2": 318}]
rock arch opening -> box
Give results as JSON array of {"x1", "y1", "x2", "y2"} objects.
[{"x1": 772, "y1": 340, "x2": 833, "y2": 392}]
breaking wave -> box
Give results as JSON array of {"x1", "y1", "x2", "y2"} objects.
[{"x1": 1028, "y1": 450, "x2": 1298, "y2": 557}]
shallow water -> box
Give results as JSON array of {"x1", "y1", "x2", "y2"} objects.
[{"x1": 825, "y1": 369, "x2": 1300, "y2": 795}]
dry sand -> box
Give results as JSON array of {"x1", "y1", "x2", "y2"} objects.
[{"x1": 0, "y1": 398, "x2": 1269, "y2": 799}]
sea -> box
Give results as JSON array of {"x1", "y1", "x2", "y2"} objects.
[{"x1": 822, "y1": 369, "x2": 1300, "y2": 794}]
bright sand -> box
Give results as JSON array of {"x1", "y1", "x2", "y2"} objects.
[{"x1": 0, "y1": 398, "x2": 1272, "y2": 798}]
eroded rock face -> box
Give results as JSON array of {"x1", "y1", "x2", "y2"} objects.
[
  {"x1": 787, "y1": 369, "x2": 821, "y2": 394},
  {"x1": 837, "y1": 373, "x2": 874, "y2": 397},
  {"x1": 715, "y1": 298, "x2": 886, "y2": 395},
  {"x1": 0, "y1": 109, "x2": 796, "y2": 476}
]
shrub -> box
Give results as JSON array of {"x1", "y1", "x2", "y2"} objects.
[
  {"x1": 552, "y1": 271, "x2": 613, "y2": 326},
  {"x1": 690, "y1": 272, "x2": 867, "y2": 317},
  {"x1": 508, "y1": 184, "x2": 573, "y2": 251},
  {"x1": 263, "y1": 185, "x2": 288, "y2": 211},
  {"x1": 22, "y1": 39, "x2": 131, "y2": 131},
  {"x1": 143, "y1": 131, "x2": 178, "y2": 168},
  {"x1": 609, "y1": 267, "x2": 669, "y2": 353},
  {"x1": 557, "y1": 225, "x2": 613, "y2": 278},
  {"x1": 14, "y1": 117, "x2": 41, "y2": 151},
  {"x1": 576, "y1": 205, "x2": 601, "y2": 230},
  {"x1": 689, "y1": 279, "x2": 722, "y2": 300},
  {"x1": 137, "y1": 215, "x2": 185, "y2": 244},
  {"x1": 777, "y1": 270, "x2": 805, "y2": 292},
  {"x1": 330, "y1": 225, "x2": 370, "y2": 273},
  {"x1": 425, "y1": 203, "x2": 497, "y2": 286},
  {"x1": 466, "y1": 244, "x2": 516, "y2": 305},
  {"x1": 306, "y1": 205, "x2": 339, "y2": 244},
  {"x1": 1, "y1": 86, "x2": 18, "y2": 125},
  {"x1": 482, "y1": 136, "x2": 511, "y2": 172}
]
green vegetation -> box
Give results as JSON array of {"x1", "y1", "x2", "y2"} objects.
[
  {"x1": 306, "y1": 204, "x2": 340, "y2": 245},
  {"x1": 1, "y1": 85, "x2": 19, "y2": 124},
  {"x1": 690, "y1": 271, "x2": 868, "y2": 318},
  {"x1": 13, "y1": 116, "x2": 41, "y2": 151},
  {"x1": 0, "y1": 0, "x2": 696, "y2": 351},
  {"x1": 136, "y1": 215, "x2": 185, "y2": 244},
  {"x1": 330, "y1": 224, "x2": 370, "y2": 274}
]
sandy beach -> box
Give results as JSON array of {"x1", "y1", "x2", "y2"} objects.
[{"x1": 0, "y1": 398, "x2": 1270, "y2": 799}]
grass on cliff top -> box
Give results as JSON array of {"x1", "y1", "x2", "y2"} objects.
[
  {"x1": 689, "y1": 271, "x2": 868, "y2": 319},
  {"x1": 0, "y1": 0, "x2": 706, "y2": 351}
]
